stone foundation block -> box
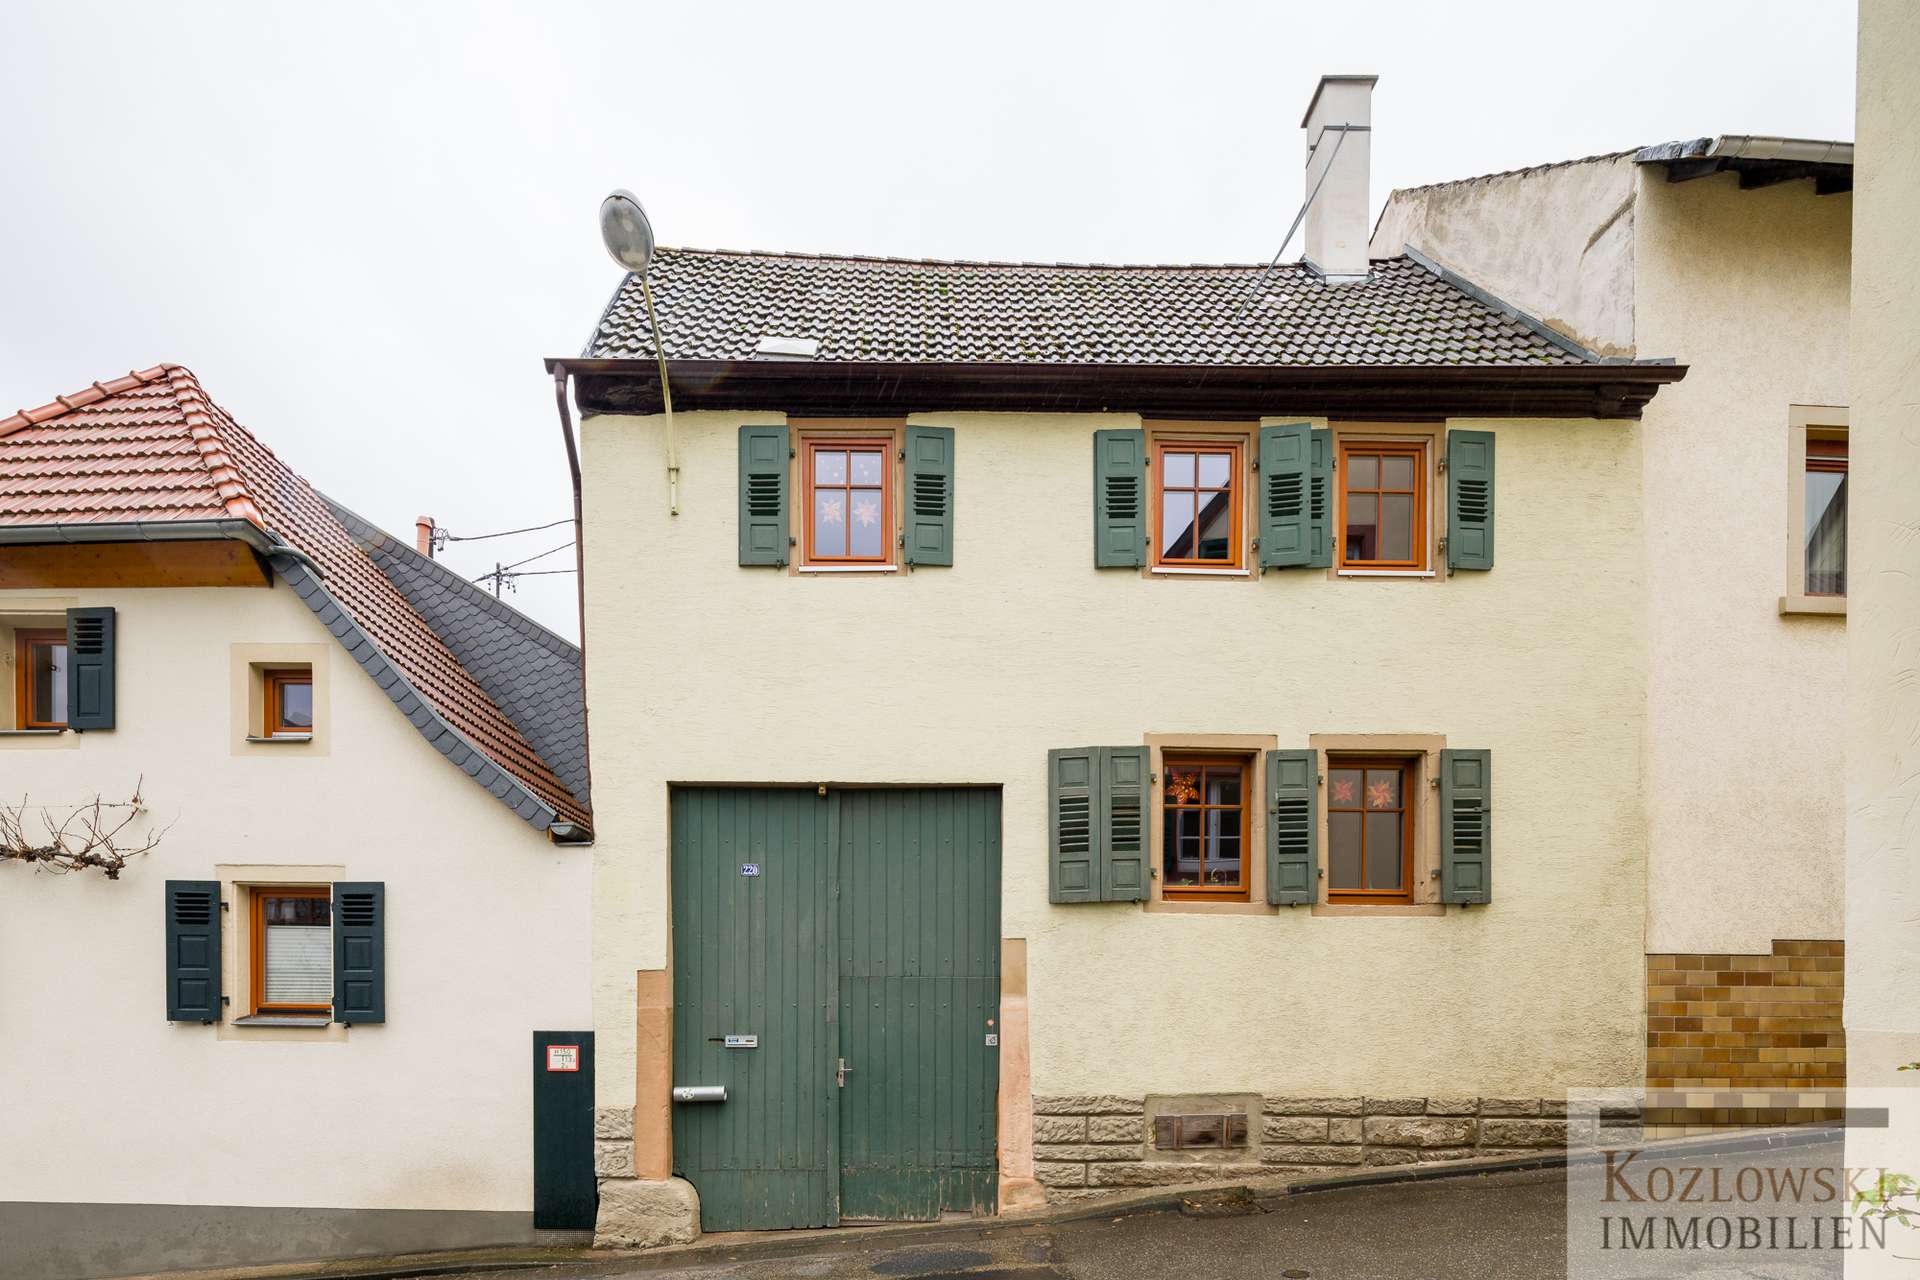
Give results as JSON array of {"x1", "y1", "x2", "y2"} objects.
[
  {"x1": 1086, "y1": 1116, "x2": 1143, "y2": 1143},
  {"x1": 1479, "y1": 1118, "x2": 1568, "y2": 1147},
  {"x1": 1035, "y1": 1161, "x2": 1086, "y2": 1188},
  {"x1": 1263, "y1": 1096, "x2": 1364, "y2": 1115},
  {"x1": 1033, "y1": 1095, "x2": 1145, "y2": 1116},
  {"x1": 1263, "y1": 1116, "x2": 1330, "y2": 1143},
  {"x1": 594, "y1": 1140, "x2": 634, "y2": 1178},
  {"x1": 1089, "y1": 1162, "x2": 1265, "y2": 1188},
  {"x1": 1035, "y1": 1143, "x2": 1139, "y2": 1162},
  {"x1": 1425, "y1": 1097, "x2": 1479, "y2": 1116},
  {"x1": 594, "y1": 1106, "x2": 634, "y2": 1140},
  {"x1": 595, "y1": 1177, "x2": 699, "y2": 1249},
  {"x1": 1327, "y1": 1118, "x2": 1363, "y2": 1144},
  {"x1": 1364, "y1": 1148, "x2": 1420, "y2": 1167},
  {"x1": 1260, "y1": 1143, "x2": 1366, "y2": 1166},
  {"x1": 1033, "y1": 1116, "x2": 1087, "y2": 1144},
  {"x1": 1364, "y1": 1117, "x2": 1477, "y2": 1147},
  {"x1": 1479, "y1": 1098, "x2": 1543, "y2": 1116},
  {"x1": 1363, "y1": 1097, "x2": 1427, "y2": 1116}
]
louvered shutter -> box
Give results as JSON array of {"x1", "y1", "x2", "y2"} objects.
[
  {"x1": 165, "y1": 880, "x2": 221, "y2": 1023},
  {"x1": 333, "y1": 882, "x2": 386, "y2": 1023},
  {"x1": 1439, "y1": 750, "x2": 1492, "y2": 904},
  {"x1": 1099, "y1": 747, "x2": 1149, "y2": 901},
  {"x1": 1048, "y1": 749, "x2": 1100, "y2": 903},
  {"x1": 738, "y1": 425, "x2": 790, "y2": 566},
  {"x1": 1266, "y1": 750, "x2": 1318, "y2": 905},
  {"x1": 903, "y1": 425, "x2": 954, "y2": 566},
  {"x1": 1092, "y1": 429, "x2": 1147, "y2": 567},
  {"x1": 1447, "y1": 430, "x2": 1495, "y2": 571},
  {"x1": 1258, "y1": 423, "x2": 1313, "y2": 568},
  {"x1": 66, "y1": 606, "x2": 115, "y2": 730},
  {"x1": 1308, "y1": 427, "x2": 1333, "y2": 568}
]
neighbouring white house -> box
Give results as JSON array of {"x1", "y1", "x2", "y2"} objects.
[{"x1": 0, "y1": 365, "x2": 595, "y2": 1280}]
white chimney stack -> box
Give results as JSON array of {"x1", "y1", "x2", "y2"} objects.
[{"x1": 1300, "y1": 74, "x2": 1377, "y2": 282}]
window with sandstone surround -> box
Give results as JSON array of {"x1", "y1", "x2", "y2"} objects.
[
  {"x1": 1325, "y1": 756, "x2": 1416, "y2": 904},
  {"x1": 1152, "y1": 440, "x2": 1244, "y2": 569},
  {"x1": 1160, "y1": 755, "x2": 1251, "y2": 901},
  {"x1": 803, "y1": 438, "x2": 893, "y2": 566},
  {"x1": 1338, "y1": 441, "x2": 1428, "y2": 571},
  {"x1": 14, "y1": 628, "x2": 67, "y2": 729}
]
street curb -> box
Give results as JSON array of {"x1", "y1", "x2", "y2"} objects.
[{"x1": 116, "y1": 1124, "x2": 1847, "y2": 1280}]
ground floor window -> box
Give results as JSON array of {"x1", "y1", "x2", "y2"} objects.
[
  {"x1": 1326, "y1": 757, "x2": 1414, "y2": 903},
  {"x1": 251, "y1": 887, "x2": 331, "y2": 1015},
  {"x1": 1161, "y1": 756, "x2": 1249, "y2": 900},
  {"x1": 14, "y1": 628, "x2": 67, "y2": 729}
]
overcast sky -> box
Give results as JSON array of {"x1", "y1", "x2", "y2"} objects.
[{"x1": 0, "y1": 1, "x2": 1856, "y2": 638}]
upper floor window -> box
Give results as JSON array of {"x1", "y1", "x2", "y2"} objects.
[
  {"x1": 251, "y1": 887, "x2": 332, "y2": 1018},
  {"x1": 1153, "y1": 440, "x2": 1243, "y2": 568},
  {"x1": 264, "y1": 668, "x2": 313, "y2": 738},
  {"x1": 804, "y1": 438, "x2": 892, "y2": 565},
  {"x1": 1326, "y1": 756, "x2": 1415, "y2": 903},
  {"x1": 15, "y1": 628, "x2": 67, "y2": 729},
  {"x1": 1161, "y1": 755, "x2": 1249, "y2": 900},
  {"x1": 1804, "y1": 438, "x2": 1848, "y2": 597},
  {"x1": 1338, "y1": 441, "x2": 1428, "y2": 571}
]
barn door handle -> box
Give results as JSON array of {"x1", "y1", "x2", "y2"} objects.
[{"x1": 837, "y1": 1057, "x2": 852, "y2": 1088}]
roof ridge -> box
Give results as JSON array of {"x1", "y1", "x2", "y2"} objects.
[
  {"x1": 654, "y1": 245, "x2": 1355, "y2": 273},
  {"x1": 161, "y1": 365, "x2": 267, "y2": 528},
  {"x1": 0, "y1": 364, "x2": 176, "y2": 441},
  {"x1": 321, "y1": 495, "x2": 581, "y2": 661}
]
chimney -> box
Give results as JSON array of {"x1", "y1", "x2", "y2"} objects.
[
  {"x1": 1300, "y1": 74, "x2": 1377, "y2": 282},
  {"x1": 415, "y1": 516, "x2": 436, "y2": 559}
]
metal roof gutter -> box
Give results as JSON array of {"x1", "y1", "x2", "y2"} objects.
[{"x1": 1634, "y1": 136, "x2": 1853, "y2": 167}]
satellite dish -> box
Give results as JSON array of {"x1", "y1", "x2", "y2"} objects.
[{"x1": 600, "y1": 189, "x2": 656, "y2": 274}]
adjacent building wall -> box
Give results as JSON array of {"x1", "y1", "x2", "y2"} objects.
[
  {"x1": 582, "y1": 407, "x2": 1650, "y2": 1163},
  {"x1": 0, "y1": 580, "x2": 593, "y2": 1278}
]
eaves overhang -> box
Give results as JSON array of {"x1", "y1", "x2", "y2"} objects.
[
  {"x1": 548, "y1": 356, "x2": 1688, "y2": 423},
  {"x1": 1635, "y1": 136, "x2": 1853, "y2": 194}
]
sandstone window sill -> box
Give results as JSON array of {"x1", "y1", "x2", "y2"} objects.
[
  {"x1": 1310, "y1": 903, "x2": 1448, "y2": 918},
  {"x1": 1779, "y1": 594, "x2": 1846, "y2": 617}
]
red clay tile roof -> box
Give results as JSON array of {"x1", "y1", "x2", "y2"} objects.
[{"x1": 0, "y1": 366, "x2": 588, "y2": 830}]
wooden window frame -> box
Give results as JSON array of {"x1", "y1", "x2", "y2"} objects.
[
  {"x1": 249, "y1": 885, "x2": 331, "y2": 1016},
  {"x1": 1336, "y1": 440, "x2": 1429, "y2": 572},
  {"x1": 263, "y1": 668, "x2": 314, "y2": 737},
  {"x1": 1150, "y1": 438, "x2": 1245, "y2": 569},
  {"x1": 800, "y1": 435, "x2": 896, "y2": 567},
  {"x1": 14, "y1": 628, "x2": 67, "y2": 730},
  {"x1": 1803, "y1": 438, "x2": 1849, "y2": 598},
  {"x1": 1325, "y1": 755, "x2": 1416, "y2": 904},
  {"x1": 1160, "y1": 753, "x2": 1252, "y2": 902}
]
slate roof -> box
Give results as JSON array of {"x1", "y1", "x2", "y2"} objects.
[
  {"x1": 584, "y1": 250, "x2": 1590, "y2": 368},
  {"x1": 328, "y1": 498, "x2": 589, "y2": 811},
  {"x1": 0, "y1": 366, "x2": 589, "y2": 833}
]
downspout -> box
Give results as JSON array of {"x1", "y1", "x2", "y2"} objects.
[{"x1": 553, "y1": 364, "x2": 594, "y2": 831}]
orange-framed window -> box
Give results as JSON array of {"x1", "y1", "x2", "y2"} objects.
[
  {"x1": 1161, "y1": 755, "x2": 1251, "y2": 900},
  {"x1": 250, "y1": 886, "x2": 332, "y2": 1015},
  {"x1": 1805, "y1": 438, "x2": 1848, "y2": 597},
  {"x1": 1338, "y1": 441, "x2": 1428, "y2": 570},
  {"x1": 1152, "y1": 440, "x2": 1243, "y2": 568},
  {"x1": 264, "y1": 669, "x2": 313, "y2": 736},
  {"x1": 14, "y1": 628, "x2": 67, "y2": 729},
  {"x1": 802, "y1": 437, "x2": 893, "y2": 565},
  {"x1": 1326, "y1": 757, "x2": 1415, "y2": 903}
]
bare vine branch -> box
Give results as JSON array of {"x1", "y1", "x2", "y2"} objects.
[{"x1": 0, "y1": 778, "x2": 168, "y2": 878}]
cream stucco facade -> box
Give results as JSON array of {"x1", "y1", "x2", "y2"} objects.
[
  {"x1": 1377, "y1": 156, "x2": 1852, "y2": 958},
  {"x1": 582, "y1": 407, "x2": 1650, "y2": 1128},
  {"x1": 0, "y1": 578, "x2": 592, "y2": 1275}
]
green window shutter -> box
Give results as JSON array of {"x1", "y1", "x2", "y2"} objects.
[
  {"x1": 1447, "y1": 430, "x2": 1495, "y2": 571},
  {"x1": 1439, "y1": 750, "x2": 1492, "y2": 904},
  {"x1": 1309, "y1": 427, "x2": 1333, "y2": 569},
  {"x1": 1258, "y1": 423, "x2": 1312, "y2": 568},
  {"x1": 738, "y1": 425, "x2": 790, "y2": 566},
  {"x1": 165, "y1": 880, "x2": 221, "y2": 1023},
  {"x1": 903, "y1": 425, "x2": 954, "y2": 566},
  {"x1": 1092, "y1": 429, "x2": 1147, "y2": 567},
  {"x1": 1048, "y1": 749, "x2": 1101, "y2": 903},
  {"x1": 333, "y1": 881, "x2": 386, "y2": 1023},
  {"x1": 1265, "y1": 749, "x2": 1317, "y2": 905},
  {"x1": 1099, "y1": 746, "x2": 1149, "y2": 901},
  {"x1": 66, "y1": 606, "x2": 115, "y2": 730}
]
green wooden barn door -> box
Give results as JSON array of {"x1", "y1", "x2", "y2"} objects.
[
  {"x1": 671, "y1": 787, "x2": 839, "y2": 1230},
  {"x1": 836, "y1": 788, "x2": 1002, "y2": 1220}
]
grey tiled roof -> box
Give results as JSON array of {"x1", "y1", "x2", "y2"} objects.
[
  {"x1": 584, "y1": 250, "x2": 1588, "y2": 367},
  {"x1": 325, "y1": 498, "x2": 590, "y2": 814}
]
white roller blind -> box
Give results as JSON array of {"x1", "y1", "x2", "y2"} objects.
[{"x1": 264, "y1": 924, "x2": 332, "y2": 1005}]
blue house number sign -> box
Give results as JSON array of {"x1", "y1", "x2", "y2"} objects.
[{"x1": 740, "y1": 863, "x2": 761, "y2": 877}]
